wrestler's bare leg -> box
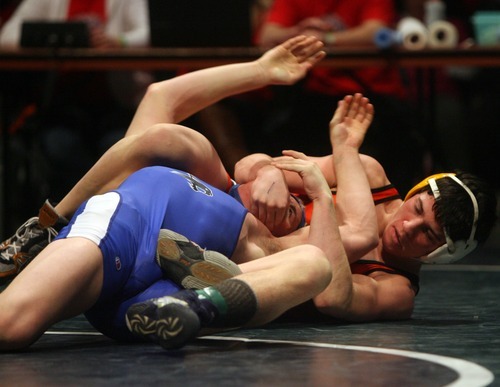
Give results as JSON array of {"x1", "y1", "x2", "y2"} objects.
[
  {"x1": 0, "y1": 238, "x2": 103, "y2": 350},
  {"x1": 55, "y1": 124, "x2": 229, "y2": 218}
]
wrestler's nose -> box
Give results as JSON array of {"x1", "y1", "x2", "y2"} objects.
[{"x1": 403, "y1": 218, "x2": 424, "y2": 235}]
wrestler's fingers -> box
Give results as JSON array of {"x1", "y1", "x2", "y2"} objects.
[
  {"x1": 290, "y1": 36, "x2": 324, "y2": 60},
  {"x1": 330, "y1": 97, "x2": 350, "y2": 127},
  {"x1": 281, "y1": 149, "x2": 308, "y2": 160},
  {"x1": 364, "y1": 104, "x2": 375, "y2": 125},
  {"x1": 272, "y1": 159, "x2": 314, "y2": 175},
  {"x1": 346, "y1": 93, "x2": 363, "y2": 119},
  {"x1": 357, "y1": 97, "x2": 371, "y2": 121},
  {"x1": 271, "y1": 162, "x2": 303, "y2": 174},
  {"x1": 265, "y1": 212, "x2": 276, "y2": 232},
  {"x1": 280, "y1": 35, "x2": 307, "y2": 52},
  {"x1": 305, "y1": 50, "x2": 326, "y2": 68},
  {"x1": 354, "y1": 100, "x2": 374, "y2": 126}
]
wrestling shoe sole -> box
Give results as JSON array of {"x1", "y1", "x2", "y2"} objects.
[
  {"x1": 125, "y1": 297, "x2": 201, "y2": 349},
  {"x1": 156, "y1": 229, "x2": 242, "y2": 289}
]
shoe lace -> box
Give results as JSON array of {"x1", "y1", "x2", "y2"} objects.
[{"x1": 0, "y1": 217, "x2": 58, "y2": 261}]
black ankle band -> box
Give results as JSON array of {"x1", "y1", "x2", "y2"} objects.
[{"x1": 212, "y1": 279, "x2": 257, "y2": 328}]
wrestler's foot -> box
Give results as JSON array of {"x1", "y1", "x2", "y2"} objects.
[
  {"x1": 156, "y1": 229, "x2": 241, "y2": 289},
  {"x1": 0, "y1": 200, "x2": 67, "y2": 286},
  {"x1": 126, "y1": 290, "x2": 212, "y2": 349}
]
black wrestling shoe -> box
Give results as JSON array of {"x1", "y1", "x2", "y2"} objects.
[
  {"x1": 0, "y1": 200, "x2": 67, "y2": 286},
  {"x1": 126, "y1": 294, "x2": 202, "y2": 350},
  {"x1": 156, "y1": 229, "x2": 241, "y2": 289}
]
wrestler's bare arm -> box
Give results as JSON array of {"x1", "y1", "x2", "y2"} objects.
[
  {"x1": 126, "y1": 35, "x2": 325, "y2": 136},
  {"x1": 271, "y1": 154, "x2": 355, "y2": 317},
  {"x1": 329, "y1": 94, "x2": 379, "y2": 261},
  {"x1": 317, "y1": 271, "x2": 415, "y2": 322}
]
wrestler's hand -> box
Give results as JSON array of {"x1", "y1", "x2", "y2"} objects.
[
  {"x1": 329, "y1": 93, "x2": 374, "y2": 151},
  {"x1": 257, "y1": 35, "x2": 325, "y2": 85},
  {"x1": 250, "y1": 165, "x2": 291, "y2": 233},
  {"x1": 272, "y1": 150, "x2": 331, "y2": 202}
]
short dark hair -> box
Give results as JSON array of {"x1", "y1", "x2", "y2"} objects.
[{"x1": 431, "y1": 171, "x2": 497, "y2": 244}]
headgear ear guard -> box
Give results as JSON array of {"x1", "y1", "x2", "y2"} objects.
[
  {"x1": 405, "y1": 173, "x2": 479, "y2": 264},
  {"x1": 291, "y1": 194, "x2": 306, "y2": 230}
]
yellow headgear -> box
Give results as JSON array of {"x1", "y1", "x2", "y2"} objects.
[{"x1": 404, "y1": 173, "x2": 456, "y2": 201}]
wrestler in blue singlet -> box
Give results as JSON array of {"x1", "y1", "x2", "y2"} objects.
[{"x1": 56, "y1": 166, "x2": 248, "y2": 340}]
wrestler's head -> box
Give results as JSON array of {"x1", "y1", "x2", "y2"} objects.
[
  {"x1": 382, "y1": 172, "x2": 497, "y2": 263},
  {"x1": 271, "y1": 194, "x2": 306, "y2": 237}
]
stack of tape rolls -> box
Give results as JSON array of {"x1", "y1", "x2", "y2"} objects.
[{"x1": 374, "y1": 17, "x2": 459, "y2": 50}]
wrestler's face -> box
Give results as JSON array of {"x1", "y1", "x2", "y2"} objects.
[
  {"x1": 269, "y1": 195, "x2": 305, "y2": 237},
  {"x1": 382, "y1": 192, "x2": 446, "y2": 258}
]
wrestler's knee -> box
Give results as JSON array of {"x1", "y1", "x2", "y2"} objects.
[
  {"x1": 0, "y1": 305, "x2": 39, "y2": 350},
  {"x1": 137, "y1": 123, "x2": 203, "y2": 156},
  {"x1": 289, "y1": 244, "x2": 332, "y2": 292},
  {"x1": 136, "y1": 123, "x2": 179, "y2": 148}
]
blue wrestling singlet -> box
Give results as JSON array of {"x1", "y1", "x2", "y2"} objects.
[{"x1": 56, "y1": 166, "x2": 248, "y2": 340}]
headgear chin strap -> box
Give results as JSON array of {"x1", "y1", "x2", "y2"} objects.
[{"x1": 405, "y1": 173, "x2": 479, "y2": 264}]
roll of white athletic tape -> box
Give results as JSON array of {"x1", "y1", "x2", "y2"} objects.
[
  {"x1": 428, "y1": 20, "x2": 459, "y2": 48},
  {"x1": 397, "y1": 17, "x2": 429, "y2": 50}
]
